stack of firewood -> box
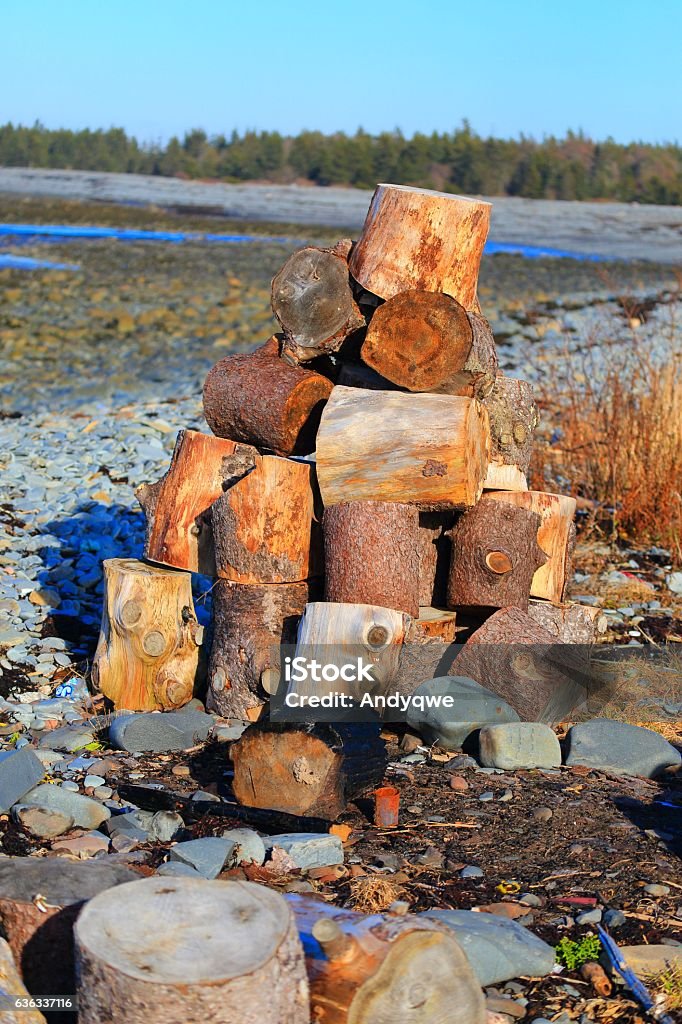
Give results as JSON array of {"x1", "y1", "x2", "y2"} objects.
[{"x1": 93, "y1": 184, "x2": 605, "y2": 740}]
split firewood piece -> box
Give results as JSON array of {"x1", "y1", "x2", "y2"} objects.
[
  {"x1": 136, "y1": 430, "x2": 257, "y2": 575},
  {"x1": 453, "y1": 607, "x2": 588, "y2": 722},
  {"x1": 407, "y1": 607, "x2": 458, "y2": 643},
  {"x1": 483, "y1": 462, "x2": 528, "y2": 492},
  {"x1": 203, "y1": 335, "x2": 333, "y2": 456},
  {"x1": 361, "y1": 291, "x2": 497, "y2": 396},
  {"x1": 323, "y1": 500, "x2": 419, "y2": 617},
  {"x1": 416, "y1": 511, "x2": 458, "y2": 606},
  {"x1": 231, "y1": 722, "x2": 388, "y2": 819},
  {"x1": 272, "y1": 243, "x2": 365, "y2": 364},
  {"x1": 527, "y1": 598, "x2": 608, "y2": 643},
  {"x1": 447, "y1": 501, "x2": 547, "y2": 612},
  {"x1": 207, "y1": 579, "x2": 313, "y2": 720},
  {"x1": 75, "y1": 877, "x2": 309, "y2": 1024},
  {"x1": 316, "y1": 386, "x2": 490, "y2": 510},
  {"x1": 484, "y1": 490, "x2": 577, "y2": 603},
  {"x1": 92, "y1": 559, "x2": 202, "y2": 711},
  {"x1": 348, "y1": 183, "x2": 491, "y2": 308},
  {"x1": 482, "y1": 375, "x2": 538, "y2": 476},
  {"x1": 212, "y1": 455, "x2": 321, "y2": 584},
  {"x1": 287, "y1": 894, "x2": 486, "y2": 1024}
]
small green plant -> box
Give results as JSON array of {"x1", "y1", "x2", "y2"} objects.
[
  {"x1": 654, "y1": 964, "x2": 682, "y2": 1011},
  {"x1": 555, "y1": 935, "x2": 602, "y2": 970}
]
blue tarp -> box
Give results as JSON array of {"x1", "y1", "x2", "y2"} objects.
[{"x1": 0, "y1": 253, "x2": 80, "y2": 270}]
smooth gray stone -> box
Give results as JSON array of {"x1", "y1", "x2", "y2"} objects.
[
  {"x1": 564, "y1": 719, "x2": 681, "y2": 777},
  {"x1": 156, "y1": 861, "x2": 201, "y2": 878},
  {"x1": 149, "y1": 810, "x2": 184, "y2": 842},
  {"x1": 0, "y1": 747, "x2": 45, "y2": 813},
  {"x1": 0, "y1": 857, "x2": 135, "y2": 905},
  {"x1": 103, "y1": 811, "x2": 151, "y2": 844},
  {"x1": 479, "y1": 723, "x2": 562, "y2": 770},
  {"x1": 264, "y1": 833, "x2": 344, "y2": 869},
  {"x1": 603, "y1": 908, "x2": 626, "y2": 929},
  {"x1": 169, "y1": 837, "x2": 235, "y2": 879},
  {"x1": 423, "y1": 909, "x2": 556, "y2": 986},
  {"x1": 22, "y1": 783, "x2": 110, "y2": 829},
  {"x1": 38, "y1": 724, "x2": 96, "y2": 753},
  {"x1": 460, "y1": 865, "x2": 484, "y2": 879},
  {"x1": 221, "y1": 828, "x2": 266, "y2": 866},
  {"x1": 406, "y1": 676, "x2": 520, "y2": 751},
  {"x1": 109, "y1": 709, "x2": 214, "y2": 752},
  {"x1": 576, "y1": 908, "x2": 602, "y2": 924},
  {"x1": 12, "y1": 805, "x2": 74, "y2": 838}
]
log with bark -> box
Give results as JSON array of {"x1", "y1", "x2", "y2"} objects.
[
  {"x1": 482, "y1": 375, "x2": 538, "y2": 478},
  {"x1": 407, "y1": 607, "x2": 459, "y2": 643},
  {"x1": 136, "y1": 430, "x2": 257, "y2": 575},
  {"x1": 323, "y1": 500, "x2": 419, "y2": 617},
  {"x1": 231, "y1": 722, "x2": 388, "y2": 819},
  {"x1": 527, "y1": 598, "x2": 608, "y2": 643},
  {"x1": 316, "y1": 386, "x2": 490, "y2": 510},
  {"x1": 416, "y1": 511, "x2": 457, "y2": 606},
  {"x1": 0, "y1": 938, "x2": 47, "y2": 1023},
  {"x1": 361, "y1": 290, "x2": 497, "y2": 396},
  {"x1": 92, "y1": 559, "x2": 203, "y2": 711},
  {"x1": 203, "y1": 336, "x2": 333, "y2": 455},
  {"x1": 75, "y1": 877, "x2": 309, "y2": 1024},
  {"x1": 212, "y1": 454, "x2": 322, "y2": 584},
  {"x1": 447, "y1": 500, "x2": 547, "y2": 612},
  {"x1": 286, "y1": 894, "x2": 486, "y2": 1024},
  {"x1": 484, "y1": 490, "x2": 577, "y2": 603},
  {"x1": 483, "y1": 462, "x2": 528, "y2": 492},
  {"x1": 272, "y1": 243, "x2": 365, "y2": 363},
  {"x1": 348, "y1": 183, "x2": 491, "y2": 308}
]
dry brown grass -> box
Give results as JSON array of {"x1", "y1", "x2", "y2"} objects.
[
  {"x1": 347, "y1": 876, "x2": 407, "y2": 913},
  {"x1": 589, "y1": 648, "x2": 682, "y2": 741}
]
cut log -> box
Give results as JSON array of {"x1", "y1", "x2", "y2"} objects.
[
  {"x1": 407, "y1": 607, "x2": 458, "y2": 643},
  {"x1": 482, "y1": 376, "x2": 538, "y2": 475},
  {"x1": 272, "y1": 244, "x2": 365, "y2": 363},
  {"x1": 527, "y1": 598, "x2": 608, "y2": 643},
  {"x1": 484, "y1": 491, "x2": 577, "y2": 603},
  {"x1": 92, "y1": 559, "x2": 202, "y2": 711},
  {"x1": 348, "y1": 183, "x2": 491, "y2": 308},
  {"x1": 453, "y1": 607, "x2": 588, "y2": 723},
  {"x1": 447, "y1": 501, "x2": 547, "y2": 612},
  {"x1": 212, "y1": 454, "x2": 321, "y2": 584},
  {"x1": 75, "y1": 877, "x2": 309, "y2": 1024},
  {"x1": 323, "y1": 500, "x2": 419, "y2": 617},
  {"x1": 316, "y1": 386, "x2": 490, "y2": 510},
  {"x1": 231, "y1": 722, "x2": 388, "y2": 819},
  {"x1": 0, "y1": 938, "x2": 47, "y2": 1023},
  {"x1": 136, "y1": 430, "x2": 257, "y2": 575},
  {"x1": 207, "y1": 579, "x2": 313, "y2": 720},
  {"x1": 361, "y1": 291, "x2": 497, "y2": 396},
  {"x1": 203, "y1": 336, "x2": 333, "y2": 456},
  {"x1": 416, "y1": 511, "x2": 457, "y2": 606},
  {"x1": 287, "y1": 894, "x2": 486, "y2": 1024},
  {"x1": 483, "y1": 462, "x2": 528, "y2": 492}
]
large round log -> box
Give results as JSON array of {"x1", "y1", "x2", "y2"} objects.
[
  {"x1": 203, "y1": 336, "x2": 333, "y2": 456},
  {"x1": 348, "y1": 184, "x2": 491, "y2": 308},
  {"x1": 92, "y1": 559, "x2": 203, "y2": 711},
  {"x1": 74, "y1": 877, "x2": 309, "y2": 1024},
  {"x1": 323, "y1": 500, "x2": 419, "y2": 617}
]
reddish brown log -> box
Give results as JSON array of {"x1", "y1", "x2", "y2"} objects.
[{"x1": 416, "y1": 511, "x2": 457, "y2": 606}]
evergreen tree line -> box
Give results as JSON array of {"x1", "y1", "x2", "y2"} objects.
[{"x1": 1, "y1": 121, "x2": 681, "y2": 204}]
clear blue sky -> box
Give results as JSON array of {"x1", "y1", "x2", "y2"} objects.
[{"x1": 3, "y1": 0, "x2": 680, "y2": 144}]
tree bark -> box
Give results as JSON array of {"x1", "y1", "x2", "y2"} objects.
[
  {"x1": 416, "y1": 511, "x2": 457, "y2": 606},
  {"x1": 92, "y1": 559, "x2": 202, "y2": 711},
  {"x1": 527, "y1": 598, "x2": 607, "y2": 643},
  {"x1": 316, "y1": 386, "x2": 490, "y2": 510},
  {"x1": 447, "y1": 500, "x2": 547, "y2": 612},
  {"x1": 482, "y1": 376, "x2": 538, "y2": 476},
  {"x1": 135, "y1": 430, "x2": 256, "y2": 575},
  {"x1": 272, "y1": 244, "x2": 365, "y2": 363},
  {"x1": 207, "y1": 580, "x2": 313, "y2": 720},
  {"x1": 231, "y1": 722, "x2": 388, "y2": 819},
  {"x1": 203, "y1": 336, "x2": 333, "y2": 456},
  {"x1": 484, "y1": 490, "x2": 577, "y2": 603},
  {"x1": 74, "y1": 877, "x2": 309, "y2": 1024},
  {"x1": 323, "y1": 501, "x2": 419, "y2": 617},
  {"x1": 348, "y1": 184, "x2": 491, "y2": 308},
  {"x1": 212, "y1": 455, "x2": 322, "y2": 584},
  {"x1": 286, "y1": 894, "x2": 486, "y2": 1024}
]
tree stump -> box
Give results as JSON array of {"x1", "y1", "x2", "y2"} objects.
[
  {"x1": 212, "y1": 455, "x2": 322, "y2": 584},
  {"x1": 231, "y1": 722, "x2": 388, "y2": 819},
  {"x1": 74, "y1": 877, "x2": 309, "y2": 1024},
  {"x1": 316, "y1": 386, "x2": 490, "y2": 510},
  {"x1": 92, "y1": 559, "x2": 203, "y2": 711},
  {"x1": 484, "y1": 491, "x2": 577, "y2": 603},
  {"x1": 203, "y1": 336, "x2": 333, "y2": 456},
  {"x1": 361, "y1": 291, "x2": 497, "y2": 396},
  {"x1": 136, "y1": 430, "x2": 257, "y2": 575},
  {"x1": 272, "y1": 244, "x2": 365, "y2": 363},
  {"x1": 323, "y1": 501, "x2": 419, "y2": 617},
  {"x1": 482, "y1": 376, "x2": 538, "y2": 476},
  {"x1": 287, "y1": 894, "x2": 486, "y2": 1024},
  {"x1": 447, "y1": 501, "x2": 547, "y2": 612},
  {"x1": 416, "y1": 511, "x2": 457, "y2": 606},
  {"x1": 348, "y1": 184, "x2": 491, "y2": 308},
  {"x1": 207, "y1": 580, "x2": 313, "y2": 720},
  {"x1": 527, "y1": 598, "x2": 607, "y2": 643}
]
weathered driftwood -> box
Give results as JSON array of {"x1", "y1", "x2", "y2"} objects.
[
  {"x1": 447, "y1": 501, "x2": 547, "y2": 612},
  {"x1": 231, "y1": 722, "x2": 388, "y2": 819},
  {"x1": 92, "y1": 559, "x2": 202, "y2": 711},
  {"x1": 316, "y1": 386, "x2": 490, "y2": 510},
  {"x1": 203, "y1": 336, "x2": 333, "y2": 455},
  {"x1": 484, "y1": 490, "x2": 577, "y2": 603},
  {"x1": 527, "y1": 598, "x2": 607, "y2": 643},
  {"x1": 75, "y1": 878, "x2": 309, "y2": 1024},
  {"x1": 212, "y1": 454, "x2": 321, "y2": 584},
  {"x1": 416, "y1": 511, "x2": 457, "y2": 606},
  {"x1": 272, "y1": 244, "x2": 365, "y2": 363},
  {"x1": 482, "y1": 376, "x2": 538, "y2": 476},
  {"x1": 136, "y1": 430, "x2": 257, "y2": 575},
  {"x1": 287, "y1": 894, "x2": 486, "y2": 1024},
  {"x1": 348, "y1": 183, "x2": 491, "y2": 308},
  {"x1": 323, "y1": 500, "x2": 419, "y2": 617}
]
